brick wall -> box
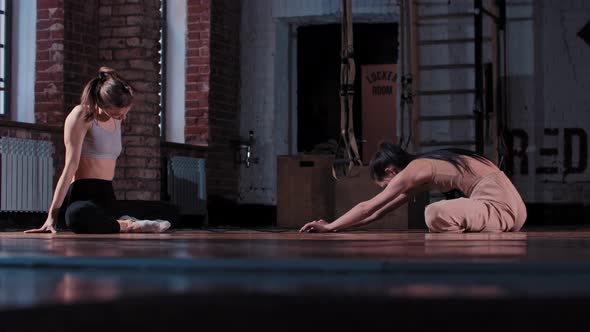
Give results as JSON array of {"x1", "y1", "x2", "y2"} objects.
[
  {"x1": 35, "y1": 0, "x2": 66, "y2": 125},
  {"x1": 34, "y1": 0, "x2": 99, "y2": 159},
  {"x1": 29, "y1": 0, "x2": 241, "y2": 209},
  {"x1": 184, "y1": 0, "x2": 241, "y2": 202},
  {"x1": 185, "y1": 0, "x2": 210, "y2": 145},
  {"x1": 98, "y1": 0, "x2": 163, "y2": 201},
  {"x1": 208, "y1": 0, "x2": 241, "y2": 200},
  {"x1": 64, "y1": 0, "x2": 99, "y2": 112},
  {"x1": 35, "y1": 0, "x2": 100, "y2": 184},
  {"x1": 35, "y1": 0, "x2": 163, "y2": 201}
]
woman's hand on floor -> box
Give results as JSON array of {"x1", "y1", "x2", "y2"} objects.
[
  {"x1": 299, "y1": 219, "x2": 331, "y2": 233},
  {"x1": 24, "y1": 219, "x2": 57, "y2": 234}
]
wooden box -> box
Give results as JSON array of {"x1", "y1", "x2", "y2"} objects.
[{"x1": 277, "y1": 155, "x2": 335, "y2": 228}]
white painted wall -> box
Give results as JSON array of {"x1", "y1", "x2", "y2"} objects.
[
  {"x1": 239, "y1": 0, "x2": 399, "y2": 205},
  {"x1": 11, "y1": 0, "x2": 36, "y2": 123},
  {"x1": 503, "y1": 1, "x2": 536, "y2": 201},
  {"x1": 239, "y1": 0, "x2": 590, "y2": 205},
  {"x1": 239, "y1": 0, "x2": 277, "y2": 204},
  {"x1": 164, "y1": 0, "x2": 186, "y2": 143},
  {"x1": 509, "y1": 0, "x2": 590, "y2": 203}
]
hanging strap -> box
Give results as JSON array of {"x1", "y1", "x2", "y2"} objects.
[{"x1": 332, "y1": 0, "x2": 362, "y2": 180}]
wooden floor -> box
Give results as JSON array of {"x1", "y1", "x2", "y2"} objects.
[
  {"x1": 2, "y1": 227, "x2": 589, "y2": 261},
  {"x1": 2, "y1": 227, "x2": 590, "y2": 331}
]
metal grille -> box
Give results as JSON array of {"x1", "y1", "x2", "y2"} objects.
[
  {"x1": 167, "y1": 156, "x2": 206, "y2": 215},
  {"x1": 0, "y1": 137, "x2": 54, "y2": 212}
]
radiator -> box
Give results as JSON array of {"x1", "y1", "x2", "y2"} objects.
[
  {"x1": 0, "y1": 137, "x2": 54, "y2": 212},
  {"x1": 167, "y1": 156, "x2": 206, "y2": 215}
]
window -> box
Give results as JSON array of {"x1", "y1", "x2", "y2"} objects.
[
  {"x1": 0, "y1": 0, "x2": 10, "y2": 117},
  {"x1": 160, "y1": 0, "x2": 187, "y2": 143},
  {"x1": 159, "y1": 0, "x2": 165, "y2": 137},
  {"x1": 4, "y1": 0, "x2": 36, "y2": 123}
]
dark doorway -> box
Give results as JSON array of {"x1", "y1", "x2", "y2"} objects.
[{"x1": 297, "y1": 23, "x2": 398, "y2": 154}]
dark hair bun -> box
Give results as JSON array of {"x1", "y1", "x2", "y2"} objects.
[{"x1": 98, "y1": 67, "x2": 116, "y2": 81}]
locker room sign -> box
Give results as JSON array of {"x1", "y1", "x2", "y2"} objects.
[{"x1": 361, "y1": 64, "x2": 397, "y2": 162}]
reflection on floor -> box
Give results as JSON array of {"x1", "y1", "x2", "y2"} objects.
[{"x1": 1, "y1": 227, "x2": 590, "y2": 331}]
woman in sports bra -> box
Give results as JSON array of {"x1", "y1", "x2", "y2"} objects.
[
  {"x1": 300, "y1": 141, "x2": 527, "y2": 233},
  {"x1": 25, "y1": 67, "x2": 177, "y2": 234}
]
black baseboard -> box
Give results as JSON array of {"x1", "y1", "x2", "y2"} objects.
[
  {"x1": 207, "y1": 198, "x2": 276, "y2": 228},
  {"x1": 525, "y1": 203, "x2": 590, "y2": 226},
  {"x1": 0, "y1": 212, "x2": 46, "y2": 230},
  {"x1": 175, "y1": 214, "x2": 208, "y2": 229}
]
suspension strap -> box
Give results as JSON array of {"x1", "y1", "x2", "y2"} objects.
[{"x1": 332, "y1": 0, "x2": 362, "y2": 180}]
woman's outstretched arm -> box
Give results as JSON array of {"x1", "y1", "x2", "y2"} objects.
[
  {"x1": 25, "y1": 106, "x2": 89, "y2": 234},
  {"x1": 299, "y1": 159, "x2": 431, "y2": 233},
  {"x1": 299, "y1": 193, "x2": 409, "y2": 233},
  {"x1": 351, "y1": 193, "x2": 409, "y2": 228}
]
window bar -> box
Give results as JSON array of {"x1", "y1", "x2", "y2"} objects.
[{"x1": 0, "y1": 0, "x2": 11, "y2": 117}]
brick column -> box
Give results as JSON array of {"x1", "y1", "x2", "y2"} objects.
[
  {"x1": 208, "y1": 0, "x2": 241, "y2": 200},
  {"x1": 185, "y1": 0, "x2": 241, "y2": 201},
  {"x1": 63, "y1": 0, "x2": 99, "y2": 112},
  {"x1": 35, "y1": 0, "x2": 66, "y2": 125},
  {"x1": 99, "y1": 0, "x2": 163, "y2": 200},
  {"x1": 36, "y1": 0, "x2": 100, "y2": 191},
  {"x1": 185, "y1": 0, "x2": 210, "y2": 145}
]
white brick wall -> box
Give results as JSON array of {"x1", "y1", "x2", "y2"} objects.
[
  {"x1": 240, "y1": 0, "x2": 277, "y2": 205},
  {"x1": 509, "y1": 0, "x2": 590, "y2": 203},
  {"x1": 239, "y1": 0, "x2": 399, "y2": 205}
]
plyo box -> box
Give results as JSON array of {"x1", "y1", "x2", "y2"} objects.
[{"x1": 277, "y1": 155, "x2": 335, "y2": 228}]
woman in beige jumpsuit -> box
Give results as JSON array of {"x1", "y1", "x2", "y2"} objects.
[{"x1": 300, "y1": 142, "x2": 527, "y2": 233}]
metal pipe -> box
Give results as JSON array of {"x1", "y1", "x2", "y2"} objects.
[{"x1": 474, "y1": 0, "x2": 484, "y2": 155}]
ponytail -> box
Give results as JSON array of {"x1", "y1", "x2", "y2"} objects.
[
  {"x1": 80, "y1": 67, "x2": 134, "y2": 121},
  {"x1": 369, "y1": 141, "x2": 493, "y2": 181}
]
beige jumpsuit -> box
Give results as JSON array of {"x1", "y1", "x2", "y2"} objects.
[{"x1": 423, "y1": 158, "x2": 527, "y2": 233}]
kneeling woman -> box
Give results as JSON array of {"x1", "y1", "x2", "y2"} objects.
[
  {"x1": 26, "y1": 67, "x2": 177, "y2": 234},
  {"x1": 300, "y1": 142, "x2": 527, "y2": 233}
]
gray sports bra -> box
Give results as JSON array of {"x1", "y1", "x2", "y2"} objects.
[{"x1": 80, "y1": 118, "x2": 122, "y2": 160}]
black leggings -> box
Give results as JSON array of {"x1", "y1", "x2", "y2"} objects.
[{"x1": 58, "y1": 179, "x2": 179, "y2": 234}]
